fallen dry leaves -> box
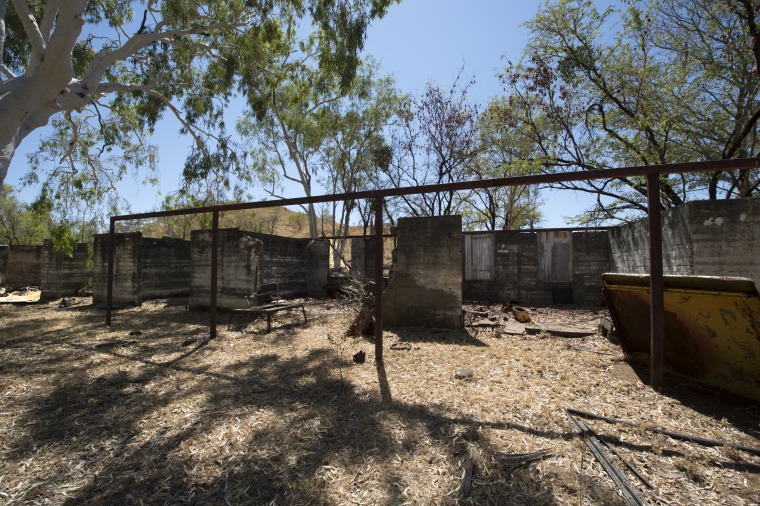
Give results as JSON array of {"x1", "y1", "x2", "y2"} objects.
[{"x1": 0, "y1": 298, "x2": 758, "y2": 505}]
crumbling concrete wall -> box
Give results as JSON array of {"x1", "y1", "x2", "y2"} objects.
[
  {"x1": 462, "y1": 231, "x2": 609, "y2": 306},
  {"x1": 5, "y1": 245, "x2": 44, "y2": 290},
  {"x1": 0, "y1": 244, "x2": 8, "y2": 287},
  {"x1": 93, "y1": 233, "x2": 142, "y2": 307},
  {"x1": 349, "y1": 237, "x2": 378, "y2": 283},
  {"x1": 608, "y1": 205, "x2": 692, "y2": 275},
  {"x1": 189, "y1": 229, "x2": 263, "y2": 311},
  {"x1": 463, "y1": 232, "x2": 543, "y2": 304},
  {"x1": 384, "y1": 215, "x2": 463, "y2": 328},
  {"x1": 141, "y1": 237, "x2": 191, "y2": 299},
  {"x1": 40, "y1": 241, "x2": 92, "y2": 301},
  {"x1": 306, "y1": 240, "x2": 329, "y2": 298},
  {"x1": 688, "y1": 198, "x2": 759, "y2": 280},
  {"x1": 608, "y1": 198, "x2": 759, "y2": 282},
  {"x1": 572, "y1": 231, "x2": 610, "y2": 305},
  {"x1": 248, "y1": 232, "x2": 311, "y2": 298}
]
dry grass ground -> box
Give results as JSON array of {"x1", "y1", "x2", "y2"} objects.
[{"x1": 1, "y1": 298, "x2": 759, "y2": 505}]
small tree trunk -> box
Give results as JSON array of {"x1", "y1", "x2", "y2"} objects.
[
  {"x1": 307, "y1": 202, "x2": 319, "y2": 239},
  {"x1": 708, "y1": 171, "x2": 720, "y2": 200}
]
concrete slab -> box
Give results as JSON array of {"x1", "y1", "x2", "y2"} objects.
[{"x1": 502, "y1": 322, "x2": 526, "y2": 335}]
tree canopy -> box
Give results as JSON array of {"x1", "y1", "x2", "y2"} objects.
[
  {"x1": 0, "y1": 0, "x2": 396, "y2": 218},
  {"x1": 496, "y1": 0, "x2": 760, "y2": 223}
]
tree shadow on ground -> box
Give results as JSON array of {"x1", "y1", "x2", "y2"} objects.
[
  {"x1": 7, "y1": 331, "x2": 574, "y2": 504},
  {"x1": 381, "y1": 326, "x2": 488, "y2": 347}
]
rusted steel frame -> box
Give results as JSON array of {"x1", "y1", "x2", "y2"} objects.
[
  {"x1": 105, "y1": 217, "x2": 116, "y2": 326},
  {"x1": 604, "y1": 440, "x2": 656, "y2": 491},
  {"x1": 110, "y1": 158, "x2": 760, "y2": 222},
  {"x1": 317, "y1": 233, "x2": 395, "y2": 240},
  {"x1": 374, "y1": 197, "x2": 384, "y2": 362},
  {"x1": 104, "y1": 157, "x2": 758, "y2": 345},
  {"x1": 647, "y1": 173, "x2": 664, "y2": 389},
  {"x1": 567, "y1": 408, "x2": 760, "y2": 457},
  {"x1": 462, "y1": 226, "x2": 611, "y2": 235},
  {"x1": 210, "y1": 211, "x2": 219, "y2": 339},
  {"x1": 565, "y1": 409, "x2": 649, "y2": 506}
]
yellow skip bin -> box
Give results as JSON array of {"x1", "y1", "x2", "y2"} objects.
[{"x1": 602, "y1": 273, "x2": 760, "y2": 401}]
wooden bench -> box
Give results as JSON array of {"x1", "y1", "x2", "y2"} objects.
[{"x1": 227, "y1": 302, "x2": 307, "y2": 333}]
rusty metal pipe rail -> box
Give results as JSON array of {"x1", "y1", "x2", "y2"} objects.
[
  {"x1": 108, "y1": 158, "x2": 758, "y2": 222},
  {"x1": 105, "y1": 157, "x2": 760, "y2": 379}
]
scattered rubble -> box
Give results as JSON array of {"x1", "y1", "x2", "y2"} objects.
[{"x1": 455, "y1": 368, "x2": 474, "y2": 380}]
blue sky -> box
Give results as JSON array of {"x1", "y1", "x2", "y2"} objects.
[{"x1": 8, "y1": 0, "x2": 594, "y2": 227}]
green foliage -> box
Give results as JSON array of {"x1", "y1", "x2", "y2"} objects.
[
  {"x1": 2, "y1": 0, "x2": 399, "y2": 226},
  {"x1": 463, "y1": 98, "x2": 543, "y2": 230},
  {"x1": 0, "y1": 185, "x2": 51, "y2": 246},
  {"x1": 49, "y1": 224, "x2": 77, "y2": 258},
  {"x1": 498, "y1": 0, "x2": 760, "y2": 223}
]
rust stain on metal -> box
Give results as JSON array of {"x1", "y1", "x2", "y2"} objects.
[{"x1": 603, "y1": 273, "x2": 760, "y2": 401}]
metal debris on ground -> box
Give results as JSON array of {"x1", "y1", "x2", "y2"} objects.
[
  {"x1": 58, "y1": 297, "x2": 78, "y2": 308},
  {"x1": 567, "y1": 407, "x2": 760, "y2": 457},
  {"x1": 565, "y1": 409, "x2": 649, "y2": 506},
  {"x1": 504, "y1": 301, "x2": 532, "y2": 323},
  {"x1": 0, "y1": 286, "x2": 41, "y2": 303},
  {"x1": 348, "y1": 302, "x2": 375, "y2": 336}
]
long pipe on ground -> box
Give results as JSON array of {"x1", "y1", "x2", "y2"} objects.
[{"x1": 567, "y1": 408, "x2": 760, "y2": 457}]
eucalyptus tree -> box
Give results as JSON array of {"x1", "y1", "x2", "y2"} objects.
[
  {"x1": 0, "y1": 0, "x2": 397, "y2": 218},
  {"x1": 0, "y1": 184, "x2": 50, "y2": 245},
  {"x1": 236, "y1": 36, "x2": 342, "y2": 239},
  {"x1": 499, "y1": 0, "x2": 760, "y2": 223},
  {"x1": 319, "y1": 66, "x2": 399, "y2": 264},
  {"x1": 465, "y1": 98, "x2": 542, "y2": 230}
]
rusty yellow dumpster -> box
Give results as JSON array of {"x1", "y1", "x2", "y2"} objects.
[{"x1": 602, "y1": 273, "x2": 760, "y2": 401}]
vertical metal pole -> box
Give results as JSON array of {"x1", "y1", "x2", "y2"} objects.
[
  {"x1": 374, "y1": 197, "x2": 384, "y2": 362},
  {"x1": 106, "y1": 217, "x2": 115, "y2": 326},
  {"x1": 210, "y1": 211, "x2": 219, "y2": 339},
  {"x1": 647, "y1": 173, "x2": 664, "y2": 389}
]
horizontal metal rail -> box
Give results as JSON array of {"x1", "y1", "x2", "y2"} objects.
[
  {"x1": 106, "y1": 157, "x2": 759, "y2": 382},
  {"x1": 109, "y1": 158, "x2": 759, "y2": 222}
]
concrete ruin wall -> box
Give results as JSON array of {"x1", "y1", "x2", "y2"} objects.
[
  {"x1": 5, "y1": 245, "x2": 44, "y2": 290},
  {"x1": 93, "y1": 233, "x2": 142, "y2": 307},
  {"x1": 608, "y1": 204, "x2": 692, "y2": 275},
  {"x1": 463, "y1": 232, "x2": 540, "y2": 304},
  {"x1": 40, "y1": 241, "x2": 92, "y2": 301},
  {"x1": 248, "y1": 232, "x2": 311, "y2": 298},
  {"x1": 0, "y1": 244, "x2": 8, "y2": 287},
  {"x1": 688, "y1": 198, "x2": 759, "y2": 280},
  {"x1": 141, "y1": 237, "x2": 191, "y2": 299},
  {"x1": 189, "y1": 229, "x2": 263, "y2": 311},
  {"x1": 384, "y1": 215, "x2": 463, "y2": 328},
  {"x1": 608, "y1": 198, "x2": 759, "y2": 282},
  {"x1": 306, "y1": 240, "x2": 329, "y2": 298},
  {"x1": 572, "y1": 232, "x2": 611, "y2": 305},
  {"x1": 462, "y1": 231, "x2": 609, "y2": 306},
  {"x1": 350, "y1": 237, "x2": 377, "y2": 283}
]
